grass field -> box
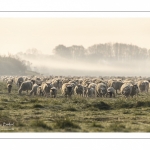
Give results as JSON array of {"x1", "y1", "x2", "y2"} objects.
[{"x1": 1, "y1": 81, "x2": 150, "y2": 132}]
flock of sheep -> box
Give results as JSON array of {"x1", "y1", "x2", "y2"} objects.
[{"x1": 1, "y1": 75, "x2": 150, "y2": 99}]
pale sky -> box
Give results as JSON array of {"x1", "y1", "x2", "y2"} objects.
[{"x1": 0, "y1": 18, "x2": 150, "y2": 55}]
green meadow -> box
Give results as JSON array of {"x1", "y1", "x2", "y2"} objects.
[{"x1": 0, "y1": 81, "x2": 150, "y2": 132}]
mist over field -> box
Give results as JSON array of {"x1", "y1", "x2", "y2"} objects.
[
  {"x1": 13, "y1": 43, "x2": 150, "y2": 77},
  {"x1": 1, "y1": 18, "x2": 150, "y2": 77}
]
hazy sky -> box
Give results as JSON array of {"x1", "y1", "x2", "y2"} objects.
[{"x1": 0, "y1": 18, "x2": 150, "y2": 55}]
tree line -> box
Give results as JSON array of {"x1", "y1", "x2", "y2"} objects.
[
  {"x1": 53, "y1": 43, "x2": 150, "y2": 62},
  {"x1": 0, "y1": 55, "x2": 28, "y2": 75}
]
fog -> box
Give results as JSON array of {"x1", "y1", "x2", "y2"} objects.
[
  {"x1": 1, "y1": 17, "x2": 150, "y2": 77},
  {"x1": 16, "y1": 53, "x2": 150, "y2": 77}
]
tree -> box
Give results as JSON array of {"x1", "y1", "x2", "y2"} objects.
[{"x1": 53, "y1": 45, "x2": 72, "y2": 58}]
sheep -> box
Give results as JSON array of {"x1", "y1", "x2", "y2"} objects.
[
  {"x1": 52, "y1": 79, "x2": 62, "y2": 90},
  {"x1": 137, "y1": 80, "x2": 149, "y2": 93},
  {"x1": 120, "y1": 83, "x2": 139, "y2": 98},
  {"x1": 96, "y1": 83, "x2": 107, "y2": 97},
  {"x1": 62, "y1": 78, "x2": 70, "y2": 84},
  {"x1": 74, "y1": 84, "x2": 83, "y2": 97},
  {"x1": 88, "y1": 83, "x2": 97, "y2": 89},
  {"x1": 143, "y1": 80, "x2": 149, "y2": 92},
  {"x1": 84, "y1": 83, "x2": 96, "y2": 97},
  {"x1": 40, "y1": 82, "x2": 53, "y2": 97},
  {"x1": 37, "y1": 86, "x2": 43, "y2": 96},
  {"x1": 29, "y1": 83, "x2": 39, "y2": 95},
  {"x1": 15, "y1": 77, "x2": 24, "y2": 87},
  {"x1": 50, "y1": 87, "x2": 57, "y2": 98},
  {"x1": 106, "y1": 87, "x2": 115, "y2": 98},
  {"x1": 86, "y1": 87, "x2": 96, "y2": 97},
  {"x1": 68, "y1": 80, "x2": 78, "y2": 87},
  {"x1": 35, "y1": 77, "x2": 42, "y2": 86},
  {"x1": 108, "y1": 80, "x2": 124, "y2": 94},
  {"x1": 6, "y1": 79, "x2": 13, "y2": 93},
  {"x1": 83, "y1": 86, "x2": 88, "y2": 97},
  {"x1": 82, "y1": 80, "x2": 91, "y2": 87},
  {"x1": 61, "y1": 83, "x2": 73, "y2": 98},
  {"x1": 18, "y1": 80, "x2": 33, "y2": 95}
]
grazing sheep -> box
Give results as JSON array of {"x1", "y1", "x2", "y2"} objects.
[
  {"x1": 143, "y1": 80, "x2": 149, "y2": 92},
  {"x1": 78, "y1": 79, "x2": 83, "y2": 84},
  {"x1": 18, "y1": 80, "x2": 33, "y2": 95},
  {"x1": 37, "y1": 86, "x2": 43, "y2": 96},
  {"x1": 74, "y1": 84, "x2": 83, "y2": 97},
  {"x1": 108, "y1": 80, "x2": 123, "y2": 94},
  {"x1": 88, "y1": 83, "x2": 97, "y2": 89},
  {"x1": 50, "y1": 87, "x2": 57, "y2": 98},
  {"x1": 29, "y1": 83, "x2": 39, "y2": 95},
  {"x1": 137, "y1": 80, "x2": 149, "y2": 92},
  {"x1": 82, "y1": 80, "x2": 91, "y2": 87},
  {"x1": 52, "y1": 79, "x2": 62, "y2": 90},
  {"x1": 35, "y1": 77, "x2": 42, "y2": 86},
  {"x1": 61, "y1": 83, "x2": 73, "y2": 98},
  {"x1": 83, "y1": 86, "x2": 88, "y2": 97},
  {"x1": 120, "y1": 83, "x2": 139, "y2": 98},
  {"x1": 123, "y1": 79, "x2": 135, "y2": 85},
  {"x1": 62, "y1": 79, "x2": 70, "y2": 84},
  {"x1": 6, "y1": 79, "x2": 13, "y2": 93},
  {"x1": 84, "y1": 83, "x2": 96, "y2": 97},
  {"x1": 16, "y1": 77, "x2": 24, "y2": 87},
  {"x1": 86, "y1": 87, "x2": 96, "y2": 97},
  {"x1": 96, "y1": 83, "x2": 107, "y2": 97},
  {"x1": 40, "y1": 82, "x2": 53, "y2": 97},
  {"x1": 106, "y1": 87, "x2": 115, "y2": 98}
]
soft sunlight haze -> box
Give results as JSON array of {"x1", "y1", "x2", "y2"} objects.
[{"x1": 0, "y1": 18, "x2": 150, "y2": 55}]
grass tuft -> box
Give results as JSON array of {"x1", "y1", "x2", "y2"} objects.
[
  {"x1": 30, "y1": 98, "x2": 39, "y2": 103},
  {"x1": 106, "y1": 123, "x2": 126, "y2": 132},
  {"x1": 55, "y1": 118, "x2": 80, "y2": 129},
  {"x1": 92, "y1": 101, "x2": 111, "y2": 110},
  {"x1": 135, "y1": 101, "x2": 150, "y2": 107},
  {"x1": 33, "y1": 104, "x2": 44, "y2": 109},
  {"x1": 30, "y1": 120, "x2": 52, "y2": 130},
  {"x1": 63, "y1": 106, "x2": 77, "y2": 111},
  {"x1": 92, "y1": 122, "x2": 104, "y2": 128}
]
